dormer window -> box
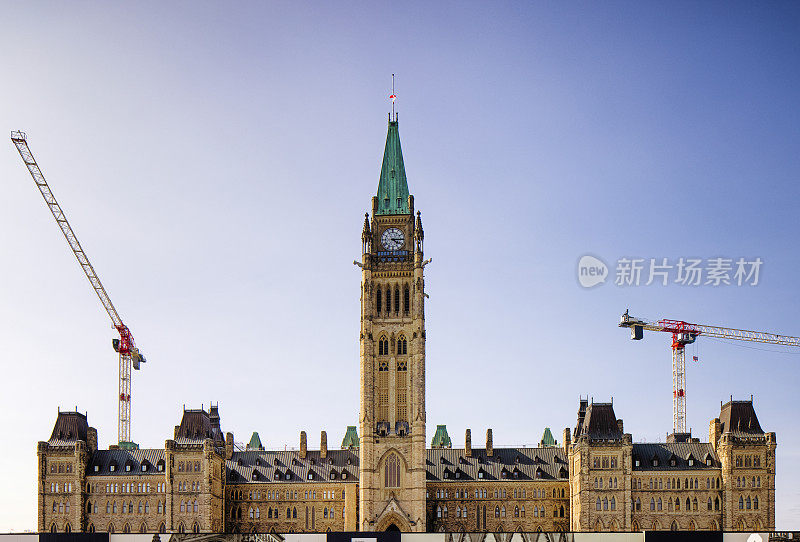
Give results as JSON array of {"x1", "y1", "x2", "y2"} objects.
[
  {"x1": 342, "y1": 472, "x2": 347, "y2": 480},
  {"x1": 157, "y1": 460, "x2": 165, "y2": 472},
  {"x1": 252, "y1": 471, "x2": 259, "y2": 481},
  {"x1": 141, "y1": 464, "x2": 148, "y2": 472},
  {"x1": 635, "y1": 459, "x2": 640, "y2": 467},
  {"x1": 478, "y1": 470, "x2": 484, "y2": 479},
  {"x1": 346, "y1": 458, "x2": 352, "y2": 466},
  {"x1": 688, "y1": 458, "x2": 694, "y2": 466},
  {"x1": 310, "y1": 459, "x2": 315, "y2": 466},
  {"x1": 93, "y1": 465, "x2": 99, "y2": 472},
  {"x1": 125, "y1": 464, "x2": 131, "y2": 472},
  {"x1": 443, "y1": 471, "x2": 449, "y2": 479},
  {"x1": 330, "y1": 471, "x2": 336, "y2": 480},
  {"x1": 670, "y1": 458, "x2": 676, "y2": 467},
  {"x1": 237, "y1": 458, "x2": 243, "y2": 466},
  {"x1": 706, "y1": 457, "x2": 713, "y2": 466},
  {"x1": 285, "y1": 472, "x2": 291, "y2": 480},
  {"x1": 274, "y1": 471, "x2": 281, "y2": 480},
  {"x1": 274, "y1": 458, "x2": 279, "y2": 466},
  {"x1": 652, "y1": 458, "x2": 659, "y2": 467},
  {"x1": 109, "y1": 464, "x2": 116, "y2": 472}
]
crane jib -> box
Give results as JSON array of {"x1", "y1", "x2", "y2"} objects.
[{"x1": 11, "y1": 130, "x2": 145, "y2": 446}]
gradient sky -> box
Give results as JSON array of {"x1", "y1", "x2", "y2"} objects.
[{"x1": 1, "y1": 1, "x2": 798, "y2": 531}]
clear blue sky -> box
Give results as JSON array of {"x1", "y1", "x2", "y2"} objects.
[{"x1": 0, "y1": 1, "x2": 798, "y2": 531}]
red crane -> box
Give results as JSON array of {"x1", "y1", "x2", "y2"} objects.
[
  {"x1": 11, "y1": 131, "x2": 145, "y2": 447},
  {"x1": 619, "y1": 309, "x2": 800, "y2": 435}
]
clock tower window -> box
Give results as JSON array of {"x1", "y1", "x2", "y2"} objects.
[
  {"x1": 403, "y1": 285, "x2": 410, "y2": 314},
  {"x1": 394, "y1": 286, "x2": 400, "y2": 315},
  {"x1": 376, "y1": 289, "x2": 382, "y2": 314}
]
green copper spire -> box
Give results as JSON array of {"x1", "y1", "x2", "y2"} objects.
[
  {"x1": 247, "y1": 432, "x2": 264, "y2": 450},
  {"x1": 375, "y1": 118, "x2": 410, "y2": 215},
  {"x1": 341, "y1": 426, "x2": 360, "y2": 449},
  {"x1": 540, "y1": 427, "x2": 557, "y2": 448},
  {"x1": 431, "y1": 425, "x2": 452, "y2": 448}
]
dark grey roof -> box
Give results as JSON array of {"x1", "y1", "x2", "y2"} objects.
[
  {"x1": 576, "y1": 402, "x2": 622, "y2": 440},
  {"x1": 176, "y1": 409, "x2": 224, "y2": 445},
  {"x1": 87, "y1": 449, "x2": 165, "y2": 476},
  {"x1": 719, "y1": 400, "x2": 764, "y2": 437},
  {"x1": 226, "y1": 450, "x2": 359, "y2": 484},
  {"x1": 632, "y1": 443, "x2": 718, "y2": 471},
  {"x1": 426, "y1": 447, "x2": 569, "y2": 482},
  {"x1": 49, "y1": 411, "x2": 89, "y2": 444}
]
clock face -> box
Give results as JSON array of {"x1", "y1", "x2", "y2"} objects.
[{"x1": 381, "y1": 227, "x2": 405, "y2": 250}]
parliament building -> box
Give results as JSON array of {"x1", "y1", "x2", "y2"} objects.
[{"x1": 36, "y1": 115, "x2": 777, "y2": 534}]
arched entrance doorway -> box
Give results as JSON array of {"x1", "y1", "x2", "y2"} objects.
[{"x1": 386, "y1": 524, "x2": 401, "y2": 532}]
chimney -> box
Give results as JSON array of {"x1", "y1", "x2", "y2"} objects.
[
  {"x1": 465, "y1": 429, "x2": 472, "y2": 458},
  {"x1": 225, "y1": 432, "x2": 234, "y2": 460},
  {"x1": 87, "y1": 427, "x2": 98, "y2": 454},
  {"x1": 320, "y1": 431, "x2": 328, "y2": 459},
  {"x1": 300, "y1": 431, "x2": 307, "y2": 459},
  {"x1": 486, "y1": 429, "x2": 493, "y2": 457},
  {"x1": 563, "y1": 427, "x2": 571, "y2": 454},
  {"x1": 617, "y1": 419, "x2": 624, "y2": 434},
  {"x1": 709, "y1": 418, "x2": 721, "y2": 451}
]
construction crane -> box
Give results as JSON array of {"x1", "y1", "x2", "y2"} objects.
[
  {"x1": 11, "y1": 131, "x2": 145, "y2": 448},
  {"x1": 619, "y1": 309, "x2": 800, "y2": 435}
]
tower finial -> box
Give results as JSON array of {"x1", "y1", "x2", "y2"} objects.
[{"x1": 389, "y1": 74, "x2": 397, "y2": 121}]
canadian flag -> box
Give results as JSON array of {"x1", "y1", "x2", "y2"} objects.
[
  {"x1": 389, "y1": 94, "x2": 396, "y2": 102},
  {"x1": 693, "y1": 355, "x2": 699, "y2": 362}
]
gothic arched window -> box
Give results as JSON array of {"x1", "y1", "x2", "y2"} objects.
[
  {"x1": 378, "y1": 337, "x2": 389, "y2": 357},
  {"x1": 398, "y1": 336, "x2": 408, "y2": 355},
  {"x1": 394, "y1": 286, "x2": 400, "y2": 314},
  {"x1": 403, "y1": 285, "x2": 410, "y2": 314},
  {"x1": 376, "y1": 289, "x2": 382, "y2": 314},
  {"x1": 385, "y1": 453, "x2": 400, "y2": 488}
]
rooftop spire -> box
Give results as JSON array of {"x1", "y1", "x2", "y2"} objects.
[{"x1": 376, "y1": 80, "x2": 410, "y2": 215}]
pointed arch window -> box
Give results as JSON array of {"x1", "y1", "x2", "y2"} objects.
[
  {"x1": 398, "y1": 336, "x2": 408, "y2": 355},
  {"x1": 376, "y1": 289, "x2": 382, "y2": 314},
  {"x1": 394, "y1": 286, "x2": 400, "y2": 314},
  {"x1": 385, "y1": 453, "x2": 400, "y2": 488},
  {"x1": 403, "y1": 285, "x2": 410, "y2": 314},
  {"x1": 378, "y1": 337, "x2": 389, "y2": 357}
]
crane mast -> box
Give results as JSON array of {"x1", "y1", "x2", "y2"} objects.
[
  {"x1": 11, "y1": 131, "x2": 145, "y2": 446},
  {"x1": 619, "y1": 309, "x2": 799, "y2": 435}
]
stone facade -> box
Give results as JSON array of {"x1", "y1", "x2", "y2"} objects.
[{"x1": 36, "y1": 117, "x2": 776, "y2": 533}]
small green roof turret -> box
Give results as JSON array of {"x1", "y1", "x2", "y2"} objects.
[
  {"x1": 375, "y1": 117, "x2": 410, "y2": 215},
  {"x1": 431, "y1": 425, "x2": 452, "y2": 448},
  {"x1": 539, "y1": 427, "x2": 558, "y2": 448},
  {"x1": 247, "y1": 432, "x2": 264, "y2": 451},
  {"x1": 341, "y1": 426, "x2": 359, "y2": 449}
]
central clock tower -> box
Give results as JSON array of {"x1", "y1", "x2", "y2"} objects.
[{"x1": 358, "y1": 114, "x2": 427, "y2": 532}]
